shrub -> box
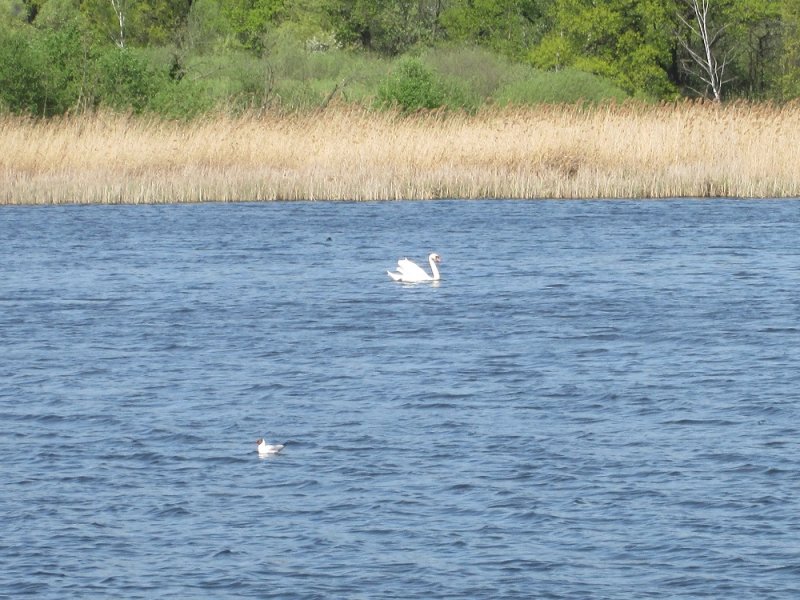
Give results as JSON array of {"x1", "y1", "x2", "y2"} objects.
[
  {"x1": 424, "y1": 45, "x2": 514, "y2": 100},
  {"x1": 0, "y1": 25, "x2": 45, "y2": 114},
  {"x1": 304, "y1": 50, "x2": 390, "y2": 106},
  {"x1": 494, "y1": 67, "x2": 628, "y2": 105},
  {"x1": 377, "y1": 57, "x2": 446, "y2": 111},
  {"x1": 93, "y1": 47, "x2": 161, "y2": 113},
  {"x1": 31, "y1": 23, "x2": 88, "y2": 115},
  {"x1": 149, "y1": 78, "x2": 217, "y2": 119}
]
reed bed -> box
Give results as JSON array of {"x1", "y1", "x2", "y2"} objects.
[{"x1": 2, "y1": 102, "x2": 800, "y2": 204}]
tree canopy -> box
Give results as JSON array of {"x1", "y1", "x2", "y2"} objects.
[{"x1": 2, "y1": 0, "x2": 800, "y2": 116}]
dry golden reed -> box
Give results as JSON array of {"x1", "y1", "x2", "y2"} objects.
[{"x1": 2, "y1": 101, "x2": 800, "y2": 204}]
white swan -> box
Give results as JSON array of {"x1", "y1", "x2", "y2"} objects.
[
  {"x1": 387, "y1": 253, "x2": 442, "y2": 283},
  {"x1": 257, "y1": 438, "x2": 285, "y2": 456}
]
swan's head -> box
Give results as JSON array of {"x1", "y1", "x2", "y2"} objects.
[{"x1": 429, "y1": 253, "x2": 442, "y2": 263}]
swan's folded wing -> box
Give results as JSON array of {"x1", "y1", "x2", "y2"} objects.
[{"x1": 396, "y1": 258, "x2": 428, "y2": 279}]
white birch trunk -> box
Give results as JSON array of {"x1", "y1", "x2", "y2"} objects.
[
  {"x1": 110, "y1": 0, "x2": 126, "y2": 49},
  {"x1": 677, "y1": 0, "x2": 731, "y2": 102}
]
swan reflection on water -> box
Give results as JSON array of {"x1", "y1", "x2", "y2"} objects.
[
  {"x1": 399, "y1": 279, "x2": 441, "y2": 288},
  {"x1": 387, "y1": 253, "x2": 442, "y2": 283}
]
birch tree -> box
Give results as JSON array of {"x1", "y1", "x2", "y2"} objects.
[
  {"x1": 677, "y1": 0, "x2": 732, "y2": 101},
  {"x1": 109, "y1": 0, "x2": 126, "y2": 48}
]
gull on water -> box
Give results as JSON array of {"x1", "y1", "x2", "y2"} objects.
[{"x1": 257, "y1": 438, "x2": 286, "y2": 456}]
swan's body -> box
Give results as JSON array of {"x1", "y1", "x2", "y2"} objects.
[
  {"x1": 387, "y1": 253, "x2": 442, "y2": 283},
  {"x1": 257, "y1": 438, "x2": 285, "y2": 456}
]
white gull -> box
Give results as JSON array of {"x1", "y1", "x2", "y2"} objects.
[{"x1": 257, "y1": 438, "x2": 286, "y2": 456}]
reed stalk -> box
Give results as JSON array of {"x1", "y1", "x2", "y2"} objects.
[{"x1": 2, "y1": 102, "x2": 799, "y2": 204}]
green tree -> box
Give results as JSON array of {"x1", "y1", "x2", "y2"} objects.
[
  {"x1": 93, "y1": 46, "x2": 160, "y2": 111},
  {"x1": 34, "y1": 22, "x2": 90, "y2": 112},
  {"x1": 776, "y1": 0, "x2": 800, "y2": 98},
  {"x1": 0, "y1": 23, "x2": 47, "y2": 113},
  {"x1": 531, "y1": 0, "x2": 678, "y2": 99},
  {"x1": 723, "y1": 0, "x2": 789, "y2": 98},
  {"x1": 440, "y1": 0, "x2": 548, "y2": 59},
  {"x1": 674, "y1": 0, "x2": 797, "y2": 100},
  {"x1": 78, "y1": 0, "x2": 192, "y2": 48},
  {"x1": 324, "y1": 0, "x2": 444, "y2": 55},
  {"x1": 32, "y1": 0, "x2": 96, "y2": 113},
  {"x1": 185, "y1": 0, "x2": 232, "y2": 52},
  {"x1": 8, "y1": 0, "x2": 35, "y2": 21},
  {"x1": 220, "y1": 0, "x2": 285, "y2": 52}
]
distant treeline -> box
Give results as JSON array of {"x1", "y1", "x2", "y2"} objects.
[{"x1": 2, "y1": 0, "x2": 800, "y2": 117}]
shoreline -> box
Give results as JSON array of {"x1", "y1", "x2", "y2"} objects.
[{"x1": 3, "y1": 103, "x2": 800, "y2": 205}]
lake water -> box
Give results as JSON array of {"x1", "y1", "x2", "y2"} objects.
[{"x1": 1, "y1": 199, "x2": 799, "y2": 599}]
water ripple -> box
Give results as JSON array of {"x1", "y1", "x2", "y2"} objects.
[{"x1": 1, "y1": 200, "x2": 799, "y2": 598}]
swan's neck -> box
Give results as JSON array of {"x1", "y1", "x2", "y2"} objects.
[{"x1": 429, "y1": 256, "x2": 440, "y2": 280}]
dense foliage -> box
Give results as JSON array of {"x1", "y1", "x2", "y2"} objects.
[{"x1": 1, "y1": 0, "x2": 799, "y2": 116}]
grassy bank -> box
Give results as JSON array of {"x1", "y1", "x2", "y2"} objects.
[{"x1": 2, "y1": 102, "x2": 800, "y2": 204}]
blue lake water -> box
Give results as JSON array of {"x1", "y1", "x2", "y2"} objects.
[{"x1": 1, "y1": 199, "x2": 799, "y2": 599}]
